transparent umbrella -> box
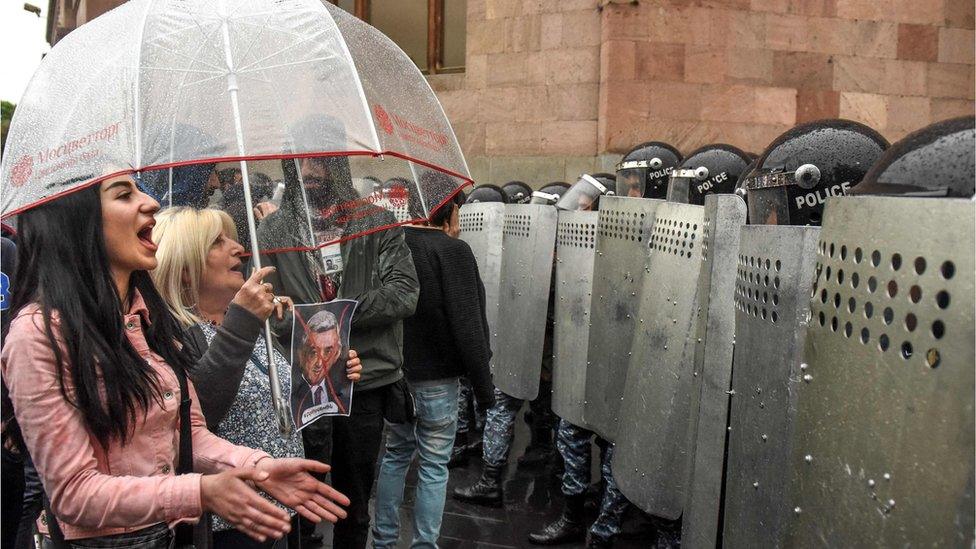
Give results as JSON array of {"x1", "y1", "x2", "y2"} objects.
[{"x1": 1, "y1": 0, "x2": 472, "y2": 436}]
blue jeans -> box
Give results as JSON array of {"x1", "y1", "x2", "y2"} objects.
[{"x1": 373, "y1": 380, "x2": 459, "y2": 549}]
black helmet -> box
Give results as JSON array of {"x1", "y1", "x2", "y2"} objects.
[
  {"x1": 851, "y1": 116, "x2": 974, "y2": 199},
  {"x1": 615, "y1": 141, "x2": 683, "y2": 199},
  {"x1": 667, "y1": 144, "x2": 751, "y2": 205},
  {"x1": 555, "y1": 173, "x2": 616, "y2": 211},
  {"x1": 466, "y1": 184, "x2": 507, "y2": 204},
  {"x1": 529, "y1": 181, "x2": 571, "y2": 205},
  {"x1": 742, "y1": 119, "x2": 888, "y2": 226},
  {"x1": 502, "y1": 181, "x2": 533, "y2": 204}
]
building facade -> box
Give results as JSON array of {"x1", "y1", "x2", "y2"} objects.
[{"x1": 49, "y1": 0, "x2": 976, "y2": 187}]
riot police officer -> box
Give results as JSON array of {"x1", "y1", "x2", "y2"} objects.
[
  {"x1": 739, "y1": 119, "x2": 889, "y2": 225},
  {"x1": 453, "y1": 174, "x2": 615, "y2": 513},
  {"x1": 527, "y1": 172, "x2": 637, "y2": 549},
  {"x1": 614, "y1": 141, "x2": 683, "y2": 199},
  {"x1": 852, "y1": 116, "x2": 974, "y2": 198},
  {"x1": 530, "y1": 182, "x2": 571, "y2": 205},
  {"x1": 466, "y1": 184, "x2": 508, "y2": 204},
  {"x1": 667, "y1": 143, "x2": 752, "y2": 205},
  {"x1": 503, "y1": 180, "x2": 534, "y2": 204}
]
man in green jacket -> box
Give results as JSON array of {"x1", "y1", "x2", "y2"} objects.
[{"x1": 258, "y1": 155, "x2": 419, "y2": 549}]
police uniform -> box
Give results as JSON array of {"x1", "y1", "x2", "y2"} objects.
[{"x1": 555, "y1": 419, "x2": 629, "y2": 541}]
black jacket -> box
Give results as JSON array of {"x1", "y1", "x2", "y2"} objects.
[
  {"x1": 259, "y1": 208, "x2": 419, "y2": 391},
  {"x1": 402, "y1": 227, "x2": 494, "y2": 406}
]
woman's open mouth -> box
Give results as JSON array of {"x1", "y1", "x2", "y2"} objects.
[{"x1": 137, "y1": 222, "x2": 157, "y2": 251}]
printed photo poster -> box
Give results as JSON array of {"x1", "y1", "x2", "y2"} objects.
[{"x1": 290, "y1": 299, "x2": 359, "y2": 430}]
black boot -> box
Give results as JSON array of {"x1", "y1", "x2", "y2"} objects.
[
  {"x1": 527, "y1": 493, "x2": 586, "y2": 545},
  {"x1": 518, "y1": 423, "x2": 555, "y2": 468},
  {"x1": 586, "y1": 534, "x2": 613, "y2": 548},
  {"x1": 465, "y1": 429, "x2": 484, "y2": 454},
  {"x1": 452, "y1": 462, "x2": 504, "y2": 507},
  {"x1": 448, "y1": 431, "x2": 469, "y2": 469}
]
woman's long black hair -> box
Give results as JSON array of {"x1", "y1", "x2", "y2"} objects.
[{"x1": 10, "y1": 182, "x2": 194, "y2": 448}]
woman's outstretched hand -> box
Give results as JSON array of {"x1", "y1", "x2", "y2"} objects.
[
  {"x1": 254, "y1": 458, "x2": 351, "y2": 524},
  {"x1": 200, "y1": 467, "x2": 291, "y2": 542}
]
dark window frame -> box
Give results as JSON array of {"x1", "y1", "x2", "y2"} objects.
[{"x1": 329, "y1": 0, "x2": 464, "y2": 74}]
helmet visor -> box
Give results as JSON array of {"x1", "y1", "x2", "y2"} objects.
[
  {"x1": 529, "y1": 190, "x2": 560, "y2": 205},
  {"x1": 556, "y1": 174, "x2": 609, "y2": 211},
  {"x1": 742, "y1": 168, "x2": 816, "y2": 225},
  {"x1": 666, "y1": 169, "x2": 698, "y2": 204},
  {"x1": 615, "y1": 167, "x2": 647, "y2": 198},
  {"x1": 745, "y1": 186, "x2": 791, "y2": 225}
]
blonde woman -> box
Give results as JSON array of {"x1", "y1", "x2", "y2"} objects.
[{"x1": 150, "y1": 207, "x2": 362, "y2": 549}]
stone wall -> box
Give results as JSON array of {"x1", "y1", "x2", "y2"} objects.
[
  {"x1": 434, "y1": 0, "x2": 613, "y2": 186},
  {"x1": 437, "y1": 0, "x2": 975, "y2": 187},
  {"x1": 598, "y1": 0, "x2": 975, "y2": 155}
]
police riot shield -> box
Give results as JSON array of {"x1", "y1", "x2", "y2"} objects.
[
  {"x1": 681, "y1": 194, "x2": 747, "y2": 547},
  {"x1": 492, "y1": 204, "x2": 558, "y2": 400},
  {"x1": 551, "y1": 210, "x2": 599, "y2": 427},
  {"x1": 784, "y1": 196, "x2": 975, "y2": 547},
  {"x1": 375, "y1": 197, "x2": 411, "y2": 222},
  {"x1": 720, "y1": 225, "x2": 820, "y2": 549},
  {"x1": 459, "y1": 203, "x2": 505, "y2": 363},
  {"x1": 611, "y1": 201, "x2": 706, "y2": 518},
  {"x1": 583, "y1": 196, "x2": 663, "y2": 441}
]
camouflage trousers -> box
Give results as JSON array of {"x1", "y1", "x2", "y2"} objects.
[
  {"x1": 456, "y1": 377, "x2": 487, "y2": 435},
  {"x1": 482, "y1": 387, "x2": 523, "y2": 467},
  {"x1": 556, "y1": 418, "x2": 630, "y2": 541}
]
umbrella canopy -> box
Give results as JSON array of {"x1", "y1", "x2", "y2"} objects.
[
  {"x1": 1, "y1": 0, "x2": 471, "y2": 225},
  {"x1": 1, "y1": 0, "x2": 473, "y2": 437}
]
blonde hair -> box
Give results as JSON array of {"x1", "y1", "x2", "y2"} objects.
[{"x1": 150, "y1": 207, "x2": 238, "y2": 327}]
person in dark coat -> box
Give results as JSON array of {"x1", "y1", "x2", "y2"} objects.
[{"x1": 372, "y1": 187, "x2": 495, "y2": 548}]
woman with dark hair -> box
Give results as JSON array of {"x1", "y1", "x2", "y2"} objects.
[{"x1": 1, "y1": 175, "x2": 350, "y2": 547}]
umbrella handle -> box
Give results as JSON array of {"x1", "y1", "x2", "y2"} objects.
[{"x1": 263, "y1": 319, "x2": 296, "y2": 438}]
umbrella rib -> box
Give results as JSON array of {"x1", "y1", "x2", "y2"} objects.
[
  {"x1": 233, "y1": 12, "x2": 274, "y2": 70},
  {"x1": 179, "y1": 72, "x2": 232, "y2": 89},
  {"x1": 140, "y1": 15, "x2": 219, "y2": 48},
  {"x1": 170, "y1": 20, "x2": 227, "y2": 92},
  {"x1": 232, "y1": 16, "x2": 308, "y2": 40},
  {"x1": 238, "y1": 55, "x2": 338, "y2": 74},
  {"x1": 152, "y1": 43, "x2": 227, "y2": 72},
  {"x1": 140, "y1": 17, "x2": 227, "y2": 74},
  {"x1": 234, "y1": 71, "x2": 273, "y2": 85},
  {"x1": 140, "y1": 65, "x2": 223, "y2": 75},
  {"x1": 225, "y1": 8, "x2": 304, "y2": 22},
  {"x1": 235, "y1": 28, "x2": 330, "y2": 72}
]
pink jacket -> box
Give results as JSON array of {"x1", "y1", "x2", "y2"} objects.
[{"x1": 1, "y1": 292, "x2": 270, "y2": 540}]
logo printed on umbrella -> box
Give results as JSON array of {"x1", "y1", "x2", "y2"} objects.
[
  {"x1": 11, "y1": 155, "x2": 33, "y2": 187},
  {"x1": 374, "y1": 104, "x2": 394, "y2": 135},
  {"x1": 388, "y1": 185, "x2": 408, "y2": 207}
]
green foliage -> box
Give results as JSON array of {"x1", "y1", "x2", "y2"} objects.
[{"x1": 1, "y1": 101, "x2": 15, "y2": 159}]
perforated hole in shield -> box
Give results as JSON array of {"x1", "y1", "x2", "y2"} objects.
[
  {"x1": 459, "y1": 211, "x2": 486, "y2": 234},
  {"x1": 648, "y1": 214, "x2": 700, "y2": 259},
  {"x1": 503, "y1": 213, "x2": 532, "y2": 238},
  {"x1": 734, "y1": 252, "x2": 783, "y2": 325},
  {"x1": 557, "y1": 220, "x2": 597, "y2": 250},
  {"x1": 599, "y1": 206, "x2": 649, "y2": 246},
  {"x1": 811, "y1": 239, "x2": 959, "y2": 369}
]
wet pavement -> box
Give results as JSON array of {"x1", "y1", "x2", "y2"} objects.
[{"x1": 313, "y1": 405, "x2": 679, "y2": 548}]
